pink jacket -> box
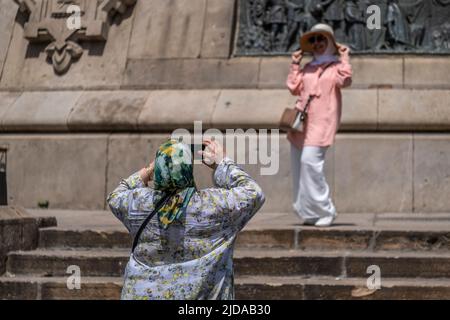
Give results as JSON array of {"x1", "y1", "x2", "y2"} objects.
[{"x1": 286, "y1": 52, "x2": 352, "y2": 148}]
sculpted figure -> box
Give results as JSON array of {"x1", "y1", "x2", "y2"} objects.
[{"x1": 386, "y1": 0, "x2": 412, "y2": 50}]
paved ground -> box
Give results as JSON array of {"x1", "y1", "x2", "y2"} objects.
[{"x1": 27, "y1": 209, "x2": 450, "y2": 232}]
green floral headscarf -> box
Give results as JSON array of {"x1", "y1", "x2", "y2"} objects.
[{"x1": 154, "y1": 139, "x2": 196, "y2": 229}]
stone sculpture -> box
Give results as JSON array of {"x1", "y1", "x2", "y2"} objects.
[
  {"x1": 236, "y1": 0, "x2": 450, "y2": 55},
  {"x1": 14, "y1": 0, "x2": 137, "y2": 74}
]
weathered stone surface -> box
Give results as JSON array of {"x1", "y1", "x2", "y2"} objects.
[
  {"x1": 345, "y1": 254, "x2": 450, "y2": 278},
  {"x1": 68, "y1": 91, "x2": 149, "y2": 131},
  {"x1": 6, "y1": 209, "x2": 450, "y2": 300},
  {"x1": 0, "y1": 13, "x2": 26, "y2": 89},
  {"x1": 21, "y1": 219, "x2": 39, "y2": 250},
  {"x1": 234, "y1": 253, "x2": 343, "y2": 277},
  {"x1": 122, "y1": 58, "x2": 260, "y2": 89},
  {"x1": 39, "y1": 229, "x2": 131, "y2": 249},
  {"x1": 4, "y1": 249, "x2": 366, "y2": 278},
  {"x1": 12, "y1": 1, "x2": 136, "y2": 75},
  {"x1": 259, "y1": 56, "x2": 402, "y2": 89},
  {"x1": 379, "y1": 90, "x2": 450, "y2": 130},
  {"x1": 0, "y1": 135, "x2": 108, "y2": 210},
  {"x1": 138, "y1": 90, "x2": 220, "y2": 131},
  {"x1": 0, "y1": 0, "x2": 18, "y2": 80},
  {"x1": 236, "y1": 230, "x2": 296, "y2": 249},
  {"x1": 341, "y1": 89, "x2": 378, "y2": 130},
  {"x1": 297, "y1": 229, "x2": 372, "y2": 251},
  {"x1": 414, "y1": 135, "x2": 450, "y2": 212},
  {"x1": 40, "y1": 281, "x2": 122, "y2": 300},
  {"x1": 0, "y1": 4, "x2": 135, "y2": 90},
  {"x1": 3, "y1": 133, "x2": 450, "y2": 214},
  {"x1": 375, "y1": 231, "x2": 450, "y2": 252},
  {"x1": 1, "y1": 222, "x2": 21, "y2": 251},
  {"x1": 405, "y1": 57, "x2": 450, "y2": 88},
  {"x1": 128, "y1": 0, "x2": 206, "y2": 59},
  {"x1": 1, "y1": 89, "x2": 449, "y2": 132},
  {"x1": 29, "y1": 211, "x2": 450, "y2": 252},
  {"x1": 0, "y1": 253, "x2": 4, "y2": 275},
  {"x1": 303, "y1": 283, "x2": 357, "y2": 300},
  {"x1": 35, "y1": 216, "x2": 57, "y2": 229},
  {"x1": 201, "y1": 0, "x2": 236, "y2": 58},
  {"x1": 236, "y1": 281, "x2": 306, "y2": 300},
  {"x1": 212, "y1": 90, "x2": 295, "y2": 129},
  {"x1": 2, "y1": 91, "x2": 82, "y2": 131},
  {"x1": 258, "y1": 57, "x2": 291, "y2": 89},
  {"x1": 303, "y1": 281, "x2": 450, "y2": 300},
  {"x1": 0, "y1": 207, "x2": 39, "y2": 273},
  {"x1": 0, "y1": 207, "x2": 39, "y2": 250},
  {"x1": 106, "y1": 134, "x2": 172, "y2": 195},
  {"x1": 7, "y1": 250, "x2": 128, "y2": 277},
  {"x1": 0, "y1": 92, "x2": 21, "y2": 131},
  {"x1": 3, "y1": 276, "x2": 450, "y2": 300},
  {"x1": 257, "y1": 57, "x2": 315, "y2": 89},
  {"x1": 0, "y1": 280, "x2": 38, "y2": 300},
  {"x1": 350, "y1": 56, "x2": 403, "y2": 88},
  {"x1": 334, "y1": 134, "x2": 413, "y2": 213}
]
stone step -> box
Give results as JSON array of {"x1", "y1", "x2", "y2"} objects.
[
  {"x1": 234, "y1": 250, "x2": 450, "y2": 278},
  {"x1": 39, "y1": 229, "x2": 132, "y2": 249},
  {"x1": 6, "y1": 249, "x2": 450, "y2": 279},
  {"x1": 2, "y1": 275, "x2": 450, "y2": 300},
  {"x1": 235, "y1": 276, "x2": 450, "y2": 300},
  {"x1": 7, "y1": 249, "x2": 129, "y2": 277},
  {"x1": 0, "y1": 276, "x2": 122, "y2": 300},
  {"x1": 38, "y1": 226, "x2": 450, "y2": 252}
]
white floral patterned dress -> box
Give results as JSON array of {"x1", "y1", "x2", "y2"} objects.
[{"x1": 107, "y1": 157, "x2": 265, "y2": 300}]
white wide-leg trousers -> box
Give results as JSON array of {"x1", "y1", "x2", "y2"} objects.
[{"x1": 290, "y1": 144, "x2": 336, "y2": 221}]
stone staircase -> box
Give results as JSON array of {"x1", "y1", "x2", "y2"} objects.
[{"x1": 1, "y1": 210, "x2": 450, "y2": 300}]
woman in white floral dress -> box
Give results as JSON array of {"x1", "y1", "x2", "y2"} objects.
[{"x1": 107, "y1": 139, "x2": 265, "y2": 300}]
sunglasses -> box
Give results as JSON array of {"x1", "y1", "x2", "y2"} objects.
[{"x1": 308, "y1": 35, "x2": 326, "y2": 44}]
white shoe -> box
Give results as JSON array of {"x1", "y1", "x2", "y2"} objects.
[
  {"x1": 314, "y1": 215, "x2": 336, "y2": 227},
  {"x1": 302, "y1": 218, "x2": 319, "y2": 226}
]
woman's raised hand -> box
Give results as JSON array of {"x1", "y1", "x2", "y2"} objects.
[
  {"x1": 139, "y1": 160, "x2": 155, "y2": 186},
  {"x1": 292, "y1": 50, "x2": 303, "y2": 64},
  {"x1": 200, "y1": 139, "x2": 225, "y2": 170},
  {"x1": 338, "y1": 44, "x2": 350, "y2": 56}
]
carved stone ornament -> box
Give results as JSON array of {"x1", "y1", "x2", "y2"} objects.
[
  {"x1": 236, "y1": 0, "x2": 450, "y2": 56},
  {"x1": 14, "y1": 0, "x2": 137, "y2": 74}
]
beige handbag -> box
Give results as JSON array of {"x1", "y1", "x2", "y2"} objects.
[{"x1": 279, "y1": 62, "x2": 333, "y2": 132}]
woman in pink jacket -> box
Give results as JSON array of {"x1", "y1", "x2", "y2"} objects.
[{"x1": 287, "y1": 24, "x2": 352, "y2": 227}]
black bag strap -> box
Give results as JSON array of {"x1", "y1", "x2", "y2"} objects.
[
  {"x1": 302, "y1": 62, "x2": 335, "y2": 114},
  {"x1": 131, "y1": 191, "x2": 175, "y2": 252}
]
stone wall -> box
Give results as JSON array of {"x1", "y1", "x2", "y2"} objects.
[
  {"x1": 3, "y1": 0, "x2": 449, "y2": 91},
  {"x1": 1, "y1": 132, "x2": 449, "y2": 214},
  {"x1": 0, "y1": 0, "x2": 449, "y2": 214}
]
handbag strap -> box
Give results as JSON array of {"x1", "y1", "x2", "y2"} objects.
[
  {"x1": 302, "y1": 62, "x2": 335, "y2": 114},
  {"x1": 131, "y1": 191, "x2": 175, "y2": 253}
]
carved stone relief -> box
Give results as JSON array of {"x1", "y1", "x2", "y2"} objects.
[
  {"x1": 236, "y1": 0, "x2": 450, "y2": 55},
  {"x1": 14, "y1": 0, "x2": 136, "y2": 74}
]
